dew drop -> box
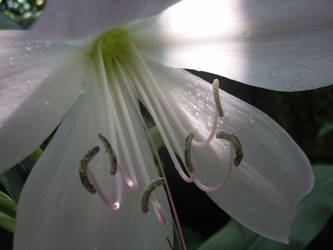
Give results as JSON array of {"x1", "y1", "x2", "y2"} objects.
[
  {"x1": 8, "y1": 57, "x2": 15, "y2": 67},
  {"x1": 24, "y1": 45, "x2": 32, "y2": 53},
  {"x1": 275, "y1": 141, "x2": 279, "y2": 147},
  {"x1": 270, "y1": 70, "x2": 278, "y2": 77},
  {"x1": 44, "y1": 100, "x2": 50, "y2": 106},
  {"x1": 195, "y1": 111, "x2": 199, "y2": 117},
  {"x1": 80, "y1": 90, "x2": 86, "y2": 95},
  {"x1": 26, "y1": 80, "x2": 32, "y2": 85},
  {"x1": 45, "y1": 43, "x2": 51, "y2": 48},
  {"x1": 249, "y1": 116, "x2": 255, "y2": 124}
]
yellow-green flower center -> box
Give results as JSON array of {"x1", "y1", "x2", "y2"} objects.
[{"x1": 91, "y1": 27, "x2": 133, "y2": 63}]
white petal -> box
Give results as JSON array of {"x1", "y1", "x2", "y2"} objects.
[
  {"x1": 14, "y1": 68, "x2": 172, "y2": 250},
  {"x1": 29, "y1": 0, "x2": 180, "y2": 41},
  {"x1": 127, "y1": 0, "x2": 333, "y2": 91},
  {"x1": 144, "y1": 60, "x2": 314, "y2": 243},
  {"x1": 0, "y1": 32, "x2": 87, "y2": 173}
]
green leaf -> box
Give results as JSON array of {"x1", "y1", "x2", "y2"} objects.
[
  {"x1": 0, "y1": 191, "x2": 16, "y2": 218},
  {"x1": 183, "y1": 227, "x2": 204, "y2": 250},
  {"x1": 197, "y1": 220, "x2": 257, "y2": 250},
  {"x1": 198, "y1": 164, "x2": 333, "y2": 250},
  {"x1": 148, "y1": 126, "x2": 164, "y2": 153},
  {"x1": 0, "y1": 210, "x2": 15, "y2": 233},
  {"x1": 31, "y1": 148, "x2": 43, "y2": 161},
  {"x1": 0, "y1": 12, "x2": 21, "y2": 29},
  {"x1": 0, "y1": 155, "x2": 36, "y2": 202},
  {"x1": 318, "y1": 123, "x2": 333, "y2": 138}
]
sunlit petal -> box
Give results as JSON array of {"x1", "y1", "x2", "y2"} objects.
[
  {"x1": 14, "y1": 67, "x2": 172, "y2": 250},
  {"x1": 0, "y1": 33, "x2": 87, "y2": 173},
  {"x1": 29, "y1": 0, "x2": 180, "y2": 41},
  {"x1": 128, "y1": 0, "x2": 333, "y2": 91},
  {"x1": 144, "y1": 60, "x2": 313, "y2": 243}
]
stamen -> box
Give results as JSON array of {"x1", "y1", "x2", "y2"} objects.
[
  {"x1": 118, "y1": 46, "x2": 187, "y2": 250},
  {"x1": 98, "y1": 133, "x2": 118, "y2": 175},
  {"x1": 151, "y1": 196, "x2": 167, "y2": 225},
  {"x1": 141, "y1": 178, "x2": 165, "y2": 213},
  {"x1": 87, "y1": 168, "x2": 121, "y2": 210},
  {"x1": 192, "y1": 79, "x2": 222, "y2": 148},
  {"x1": 79, "y1": 146, "x2": 100, "y2": 193},
  {"x1": 121, "y1": 48, "x2": 193, "y2": 184},
  {"x1": 216, "y1": 131, "x2": 243, "y2": 166},
  {"x1": 213, "y1": 79, "x2": 223, "y2": 117},
  {"x1": 184, "y1": 132, "x2": 195, "y2": 175},
  {"x1": 96, "y1": 45, "x2": 138, "y2": 189},
  {"x1": 193, "y1": 148, "x2": 234, "y2": 193}
]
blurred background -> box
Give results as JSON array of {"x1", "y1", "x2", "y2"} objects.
[{"x1": 1, "y1": 1, "x2": 333, "y2": 249}]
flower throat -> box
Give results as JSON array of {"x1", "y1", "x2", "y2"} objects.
[
  {"x1": 91, "y1": 27, "x2": 134, "y2": 65},
  {"x1": 80, "y1": 28, "x2": 244, "y2": 250}
]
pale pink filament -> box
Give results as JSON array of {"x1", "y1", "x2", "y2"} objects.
[
  {"x1": 151, "y1": 196, "x2": 167, "y2": 225},
  {"x1": 87, "y1": 169, "x2": 121, "y2": 210},
  {"x1": 87, "y1": 162, "x2": 138, "y2": 210},
  {"x1": 193, "y1": 147, "x2": 234, "y2": 192},
  {"x1": 192, "y1": 110, "x2": 219, "y2": 148},
  {"x1": 145, "y1": 128, "x2": 188, "y2": 250},
  {"x1": 118, "y1": 167, "x2": 137, "y2": 190}
]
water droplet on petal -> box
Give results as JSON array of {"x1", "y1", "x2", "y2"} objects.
[
  {"x1": 45, "y1": 43, "x2": 51, "y2": 48},
  {"x1": 24, "y1": 45, "x2": 32, "y2": 53},
  {"x1": 26, "y1": 80, "x2": 32, "y2": 85},
  {"x1": 44, "y1": 101, "x2": 50, "y2": 106},
  {"x1": 8, "y1": 57, "x2": 15, "y2": 67},
  {"x1": 275, "y1": 141, "x2": 279, "y2": 147},
  {"x1": 270, "y1": 70, "x2": 278, "y2": 77},
  {"x1": 80, "y1": 90, "x2": 86, "y2": 95},
  {"x1": 249, "y1": 116, "x2": 255, "y2": 124}
]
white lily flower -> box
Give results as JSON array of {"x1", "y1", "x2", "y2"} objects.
[{"x1": 0, "y1": 0, "x2": 332, "y2": 249}]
